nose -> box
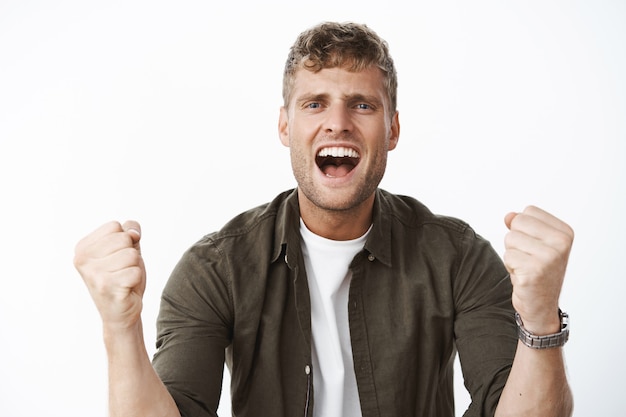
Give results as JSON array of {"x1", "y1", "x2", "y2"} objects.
[{"x1": 323, "y1": 103, "x2": 353, "y2": 134}]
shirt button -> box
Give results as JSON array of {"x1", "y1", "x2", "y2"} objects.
[
  {"x1": 367, "y1": 254, "x2": 375, "y2": 262},
  {"x1": 305, "y1": 365, "x2": 311, "y2": 375}
]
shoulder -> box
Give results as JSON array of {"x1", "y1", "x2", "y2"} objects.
[
  {"x1": 188, "y1": 189, "x2": 297, "y2": 258},
  {"x1": 367, "y1": 190, "x2": 494, "y2": 269},
  {"x1": 376, "y1": 189, "x2": 474, "y2": 238}
]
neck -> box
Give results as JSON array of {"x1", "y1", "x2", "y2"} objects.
[{"x1": 298, "y1": 192, "x2": 375, "y2": 241}]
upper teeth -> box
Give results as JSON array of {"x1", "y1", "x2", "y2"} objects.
[{"x1": 317, "y1": 147, "x2": 360, "y2": 158}]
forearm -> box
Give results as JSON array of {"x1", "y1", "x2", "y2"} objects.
[
  {"x1": 104, "y1": 321, "x2": 181, "y2": 417},
  {"x1": 495, "y1": 341, "x2": 573, "y2": 417}
]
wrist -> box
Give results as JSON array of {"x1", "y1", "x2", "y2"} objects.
[
  {"x1": 517, "y1": 314, "x2": 561, "y2": 336},
  {"x1": 103, "y1": 320, "x2": 145, "y2": 351},
  {"x1": 515, "y1": 309, "x2": 569, "y2": 349}
]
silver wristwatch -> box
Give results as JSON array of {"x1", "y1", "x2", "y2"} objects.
[{"x1": 515, "y1": 310, "x2": 569, "y2": 349}]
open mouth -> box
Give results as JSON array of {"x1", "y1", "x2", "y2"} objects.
[{"x1": 316, "y1": 146, "x2": 360, "y2": 178}]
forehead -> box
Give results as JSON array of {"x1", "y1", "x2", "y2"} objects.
[{"x1": 290, "y1": 66, "x2": 388, "y2": 102}]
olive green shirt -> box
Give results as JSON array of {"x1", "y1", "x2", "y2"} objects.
[{"x1": 152, "y1": 188, "x2": 517, "y2": 417}]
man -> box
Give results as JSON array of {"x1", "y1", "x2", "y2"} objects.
[{"x1": 74, "y1": 22, "x2": 573, "y2": 417}]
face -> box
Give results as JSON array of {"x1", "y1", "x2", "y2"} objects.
[{"x1": 278, "y1": 66, "x2": 400, "y2": 213}]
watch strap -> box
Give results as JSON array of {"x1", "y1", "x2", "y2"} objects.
[{"x1": 515, "y1": 310, "x2": 569, "y2": 349}]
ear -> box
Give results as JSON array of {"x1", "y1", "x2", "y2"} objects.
[
  {"x1": 387, "y1": 111, "x2": 400, "y2": 151},
  {"x1": 278, "y1": 106, "x2": 290, "y2": 147}
]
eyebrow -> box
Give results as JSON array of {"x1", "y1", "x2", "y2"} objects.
[
  {"x1": 346, "y1": 93, "x2": 383, "y2": 107},
  {"x1": 295, "y1": 93, "x2": 384, "y2": 107},
  {"x1": 295, "y1": 93, "x2": 329, "y2": 106}
]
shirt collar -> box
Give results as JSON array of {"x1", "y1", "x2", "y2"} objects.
[
  {"x1": 364, "y1": 189, "x2": 392, "y2": 267},
  {"x1": 272, "y1": 189, "x2": 301, "y2": 266},
  {"x1": 271, "y1": 188, "x2": 392, "y2": 267}
]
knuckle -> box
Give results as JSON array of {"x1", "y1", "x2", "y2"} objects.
[
  {"x1": 112, "y1": 232, "x2": 133, "y2": 249},
  {"x1": 104, "y1": 220, "x2": 123, "y2": 232},
  {"x1": 72, "y1": 252, "x2": 85, "y2": 269},
  {"x1": 551, "y1": 231, "x2": 573, "y2": 254},
  {"x1": 121, "y1": 247, "x2": 142, "y2": 266},
  {"x1": 503, "y1": 232, "x2": 515, "y2": 247},
  {"x1": 88, "y1": 272, "x2": 112, "y2": 296},
  {"x1": 126, "y1": 265, "x2": 144, "y2": 284},
  {"x1": 502, "y1": 251, "x2": 511, "y2": 266}
]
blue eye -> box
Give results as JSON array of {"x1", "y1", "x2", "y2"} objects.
[
  {"x1": 307, "y1": 102, "x2": 321, "y2": 109},
  {"x1": 356, "y1": 103, "x2": 371, "y2": 110}
]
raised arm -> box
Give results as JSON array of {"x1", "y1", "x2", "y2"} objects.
[
  {"x1": 74, "y1": 221, "x2": 181, "y2": 417},
  {"x1": 495, "y1": 206, "x2": 574, "y2": 417}
]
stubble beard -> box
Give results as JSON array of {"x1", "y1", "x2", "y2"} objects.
[{"x1": 291, "y1": 148, "x2": 388, "y2": 213}]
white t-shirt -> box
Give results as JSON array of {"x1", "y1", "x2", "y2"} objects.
[{"x1": 300, "y1": 219, "x2": 370, "y2": 417}]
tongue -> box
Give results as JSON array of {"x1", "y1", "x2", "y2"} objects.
[{"x1": 322, "y1": 164, "x2": 352, "y2": 178}]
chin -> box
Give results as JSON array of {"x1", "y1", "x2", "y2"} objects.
[{"x1": 306, "y1": 187, "x2": 374, "y2": 213}]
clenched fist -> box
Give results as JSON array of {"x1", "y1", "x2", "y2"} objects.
[
  {"x1": 74, "y1": 220, "x2": 146, "y2": 331},
  {"x1": 503, "y1": 206, "x2": 574, "y2": 335}
]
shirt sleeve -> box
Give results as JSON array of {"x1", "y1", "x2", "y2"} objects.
[
  {"x1": 152, "y1": 239, "x2": 234, "y2": 417},
  {"x1": 452, "y1": 227, "x2": 518, "y2": 417}
]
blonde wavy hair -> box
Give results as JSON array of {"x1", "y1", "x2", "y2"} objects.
[{"x1": 282, "y1": 22, "x2": 398, "y2": 113}]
